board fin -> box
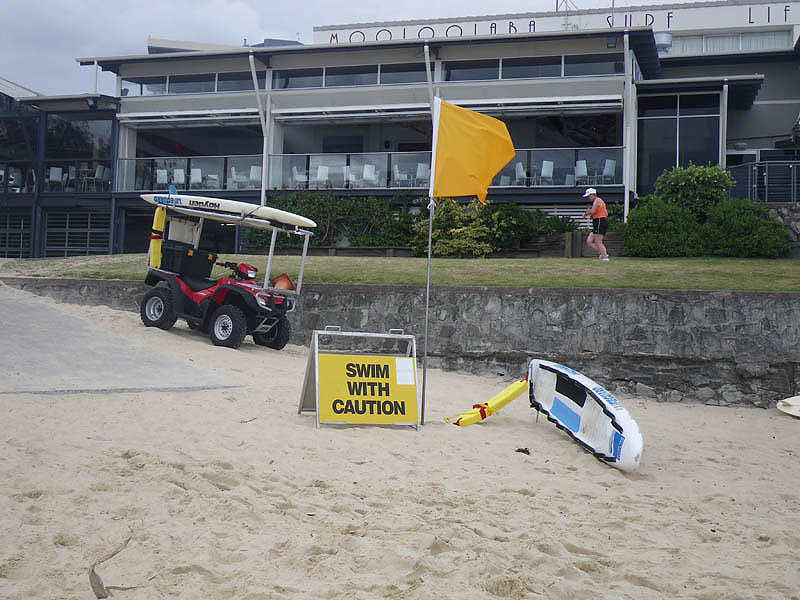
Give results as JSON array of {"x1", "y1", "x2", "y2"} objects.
[{"x1": 168, "y1": 184, "x2": 178, "y2": 195}]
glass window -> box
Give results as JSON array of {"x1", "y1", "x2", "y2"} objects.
[
  {"x1": 325, "y1": 65, "x2": 378, "y2": 87},
  {"x1": 638, "y1": 96, "x2": 677, "y2": 117},
  {"x1": 120, "y1": 76, "x2": 166, "y2": 96},
  {"x1": 741, "y1": 30, "x2": 791, "y2": 51},
  {"x1": 0, "y1": 118, "x2": 39, "y2": 160},
  {"x1": 705, "y1": 35, "x2": 739, "y2": 53},
  {"x1": 272, "y1": 68, "x2": 323, "y2": 89},
  {"x1": 379, "y1": 63, "x2": 431, "y2": 84},
  {"x1": 679, "y1": 116, "x2": 720, "y2": 167},
  {"x1": 637, "y1": 118, "x2": 677, "y2": 193},
  {"x1": 218, "y1": 71, "x2": 266, "y2": 91},
  {"x1": 671, "y1": 36, "x2": 703, "y2": 55},
  {"x1": 679, "y1": 94, "x2": 719, "y2": 116},
  {"x1": 533, "y1": 114, "x2": 622, "y2": 147},
  {"x1": 120, "y1": 79, "x2": 140, "y2": 97},
  {"x1": 46, "y1": 114, "x2": 113, "y2": 159},
  {"x1": 564, "y1": 54, "x2": 623, "y2": 76},
  {"x1": 168, "y1": 74, "x2": 215, "y2": 94},
  {"x1": 502, "y1": 56, "x2": 561, "y2": 79},
  {"x1": 443, "y1": 59, "x2": 500, "y2": 81},
  {"x1": 5, "y1": 163, "x2": 35, "y2": 193}
]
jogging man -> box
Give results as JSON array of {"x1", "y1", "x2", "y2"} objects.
[{"x1": 581, "y1": 187, "x2": 609, "y2": 261}]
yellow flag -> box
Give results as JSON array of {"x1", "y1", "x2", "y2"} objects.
[{"x1": 428, "y1": 97, "x2": 516, "y2": 204}]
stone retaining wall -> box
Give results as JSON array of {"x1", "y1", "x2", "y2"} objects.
[{"x1": 3, "y1": 276, "x2": 797, "y2": 408}]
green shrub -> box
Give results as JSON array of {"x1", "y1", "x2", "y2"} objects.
[
  {"x1": 473, "y1": 201, "x2": 535, "y2": 249},
  {"x1": 653, "y1": 164, "x2": 734, "y2": 222},
  {"x1": 607, "y1": 202, "x2": 626, "y2": 232},
  {"x1": 543, "y1": 214, "x2": 578, "y2": 234},
  {"x1": 411, "y1": 197, "x2": 494, "y2": 257},
  {"x1": 429, "y1": 223, "x2": 495, "y2": 257},
  {"x1": 622, "y1": 198, "x2": 706, "y2": 257},
  {"x1": 702, "y1": 198, "x2": 791, "y2": 258},
  {"x1": 244, "y1": 192, "x2": 423, "y2": 249}
]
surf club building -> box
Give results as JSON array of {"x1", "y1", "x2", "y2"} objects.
[{"x1": 1, "y1": 0, "x2": 799, "y2": 257}]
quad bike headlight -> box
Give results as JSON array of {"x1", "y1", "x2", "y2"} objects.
[{"x1": 256, "y1": 293, "x2": 271, "y2": 309}]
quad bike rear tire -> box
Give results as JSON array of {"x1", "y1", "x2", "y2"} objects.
[
  {"x1": 253, "y1": 317, "x2": 291, "y2": 350},
  {"x1": 140, "y1": 287, "x2": 177, "y2": 330},
  {"x1": 209, "y1": 305, "x2": 248, "y2": 349}
]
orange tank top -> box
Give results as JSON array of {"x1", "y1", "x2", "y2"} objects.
[{"x1": 591, "y1": 198, "x2": 608, "y2": 219}]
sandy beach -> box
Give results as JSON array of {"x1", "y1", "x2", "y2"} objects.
[{"x1": 1, "y1": 282, "x2": 798, "y2": 599}]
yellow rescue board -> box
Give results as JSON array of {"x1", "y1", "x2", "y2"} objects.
[
  {"x1": 148, "y1": 206, "x2": 167, "y2": 268},
  {"x1": 444, "y1": 379, "x2": 528, "y2": 426}
]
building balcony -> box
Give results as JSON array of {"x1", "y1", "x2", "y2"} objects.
[
  {"x1": 728, "y1": 161, "x2": 800, "y2": 203},
  {"x1": 116, "y1": 147, "x2": 624, "y2": 194}
]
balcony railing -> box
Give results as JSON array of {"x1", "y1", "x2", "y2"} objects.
[
  {"x1": 42, "y1": 160, "x2": 114, "y2": 193},
  {"x1": 116, "y1": 147, "x2": 624, "y2": 193},
  {"x1": 728, "y1": 161, "x2": 800, "y2": 203}
]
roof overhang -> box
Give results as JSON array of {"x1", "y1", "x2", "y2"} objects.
[
  {"x1": 116, "y1": 95, "x2": 622, "y2": 128},
  {"x1": 78, "y1": 27, "x2": 661, "y2": 79},
  {"x1": 0, "y1": 77, "x2": 39, "y2": 99},
  {"x1": 636, "y1": 74, "x2": 764, "y2": 109},
  {"x1": 627, "y1": 29, "x2": 661, "y2": 79},
  {"x1": 17, "y1": 94, "x2": 119, "y2": 112}
]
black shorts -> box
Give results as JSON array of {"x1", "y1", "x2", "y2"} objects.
[{"x1": 592, "y1": 218, "x2": 608, "y2": 235}]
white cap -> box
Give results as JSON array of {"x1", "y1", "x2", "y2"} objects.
[{"x1": 582, "y1": 187, "x2": 597, "y2": 197}]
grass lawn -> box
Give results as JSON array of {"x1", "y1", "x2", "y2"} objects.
[{"x1": 1, "y1": 253, "x2": 799, "y2": 292}]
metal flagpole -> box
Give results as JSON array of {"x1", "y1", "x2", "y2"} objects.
[
  {"x1": 421, "y1": 196, "x2": 434, "y2": 425},
  {"x1": 421, "y1": 44, "x2": 436, "y2": 425}
]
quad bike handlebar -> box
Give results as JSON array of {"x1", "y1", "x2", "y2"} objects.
[{"x1": 217, "y1": 261, "x2": 258, "y2": 280}]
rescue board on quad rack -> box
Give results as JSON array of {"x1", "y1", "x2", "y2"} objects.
[{"x1": 139, "y1": 190, "x2": 316, "y2": 350}]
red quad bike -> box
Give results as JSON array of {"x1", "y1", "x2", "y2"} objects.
[{"x1": 139, "y1": 190, "x2": 314, "y2": 349}]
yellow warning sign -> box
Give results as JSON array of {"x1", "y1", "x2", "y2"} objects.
[{"x1": 317, "y1": 353, "x2": 418, "y2": 426}]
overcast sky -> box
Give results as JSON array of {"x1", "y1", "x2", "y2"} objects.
[{"x1": 2, "y1": 0, "x2": 702, "y2": 97}]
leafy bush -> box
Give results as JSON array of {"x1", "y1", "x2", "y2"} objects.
[
  {"x1": 607, "y1": 202, "x2": 626, "y2": 233},
  {"x1": 410, "y1": 198, "x2": 495, "y2": 257},
  {"x1": 653, "y1": 164, "x2": 734, "y2": 222},
  {"x1": 473, "y1": 202, "x2": 535, "y2": 249},
  {"x1": 429, "y1": 223, "x2": 495, "y2": 257},
  {"x1": 244, "y1": 192, "x2": 423, "y2": 249},
  {"x1": 543, "y1": 214, "x2": 578, "y2": 234},
  {"x1": 622, "y1": 198, "x2": 706, "y2": 257},
  {"x1": 702, "y1": 198, "x2": 791, "y2": 258}
]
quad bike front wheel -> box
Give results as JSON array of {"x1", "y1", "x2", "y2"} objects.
[
  {"x1": 140, "y1": 287, "x2": 177, "y2": 330},
  {"x1": 253, "y1": 317, "x2": 292, "y2": 350},
  {"x1": 209, "y1": 305, "x2": 247, "y2": 349}
]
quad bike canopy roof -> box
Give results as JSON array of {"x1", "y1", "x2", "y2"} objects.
[{"x1": 143, "y1": 191, "x2": 315, "y2": 294}]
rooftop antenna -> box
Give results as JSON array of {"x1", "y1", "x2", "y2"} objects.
[
  {"x1": 555, "y1": 0, "x2": 580, "y2": 30},
  {"x1": 555, "y1": 0, "x2": 579, "y2": 11}
]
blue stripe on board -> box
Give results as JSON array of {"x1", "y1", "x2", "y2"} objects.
[
  {"x1": 610, "y1": 431, "x2": 625, "y2": 460},
  {"x1": 551, "y1": 397, "x2": 580, "y2": 433}
]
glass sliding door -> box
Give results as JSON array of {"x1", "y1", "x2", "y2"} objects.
[{"x1": 637, "y1": 93, "x2": 721, "y2": 193}]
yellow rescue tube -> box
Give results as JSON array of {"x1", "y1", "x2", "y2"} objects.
[
  {"x1": 444, "y1": 379, "x2": 528, "y2": 426},
  {"x1": 148, "y1": 206, "x2": 166, "y2": 268}
]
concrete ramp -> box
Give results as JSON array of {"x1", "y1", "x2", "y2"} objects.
[{"x1": 0, "y1": 285, "x2": 234, "y2": 395}]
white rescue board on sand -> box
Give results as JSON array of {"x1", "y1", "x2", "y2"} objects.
[
  {"x1": 776, "y1": 395, "x2": 800, "y2": 418},
  {"x1": 528, "y1": 359, "x2": 643, "y2": 472},
  {"x1": 140, "y1": 193, "x2": 316, "y2": 229}
]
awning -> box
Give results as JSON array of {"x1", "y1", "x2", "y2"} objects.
[
  {"x1": 271, "y1": 95, "x2": 623, "y2": 124},
  {"x1": 17, "y1": 94, "x2": 119, "y2": 112},
  {"x1": 636, "y1": 74, "x2": 764, "y2": 109}
]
